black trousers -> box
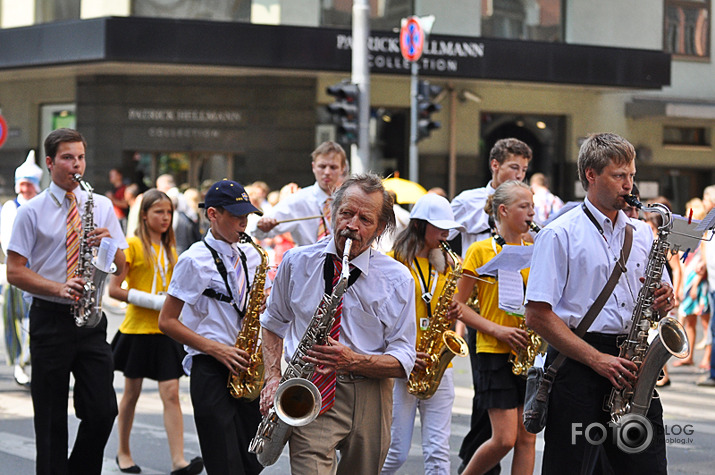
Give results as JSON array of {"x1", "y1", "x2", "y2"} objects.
[
  {"x1": 190, "y1": 354, "x2": 263, "y2": 475},
  {"x1": 458, "y1": 327, "x2": 500, "y2": 474},
  {"x1": 542, "y1": 337, "x2": 668, "y2": 475},
  {"x1": 29, "y1": 299, "x2": 117, "y2": 475}
]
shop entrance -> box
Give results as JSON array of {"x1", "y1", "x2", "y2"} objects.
[{"x1": 125, "y1": 150, "x2": 237, "y2": 192}]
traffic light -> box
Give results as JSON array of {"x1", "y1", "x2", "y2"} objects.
[
  {"x1": 326, "y1": 80, "x2": 360, "y2": 145},
  {"x1": 417, "y1": 80, "x2": 443, "y2": 141}
]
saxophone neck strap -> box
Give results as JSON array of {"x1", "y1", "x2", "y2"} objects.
[
  {"x1": 323, "y1": 254, "x2": 361, "y2": 295},
  {"x1": 202, "y1": 238, "x2": 247, "y2": 319},
  {"x1": 547, "y1": 223, "x2": 633, "y2": 374}
]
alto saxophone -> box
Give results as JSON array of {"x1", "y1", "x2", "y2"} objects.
[
  {"x1": 249, "y1": 238, "x2": 353, "y2": 466},
  {"x1": 227, "y1": 232, "x2": 269, "y2": 401},
  {"x1": 510, "y1": 220, "x2": 547, "y2": 377},
  {"x1": 607, "y1": 195, "x2": 689, "y2": 423},
  {"x1": 407, "y1": 241, "x2": 469, "y2": 399},
  {"x1": 72, "y1": 174, "x2": 116, "y2": 328}
]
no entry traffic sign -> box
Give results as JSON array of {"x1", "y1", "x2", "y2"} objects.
[
  {"x1": 400, "y1": 17, "x2": 424, "y2": 62},
  {"x1": 0, "y1": 115, "x2": 7, "y2": 149}
]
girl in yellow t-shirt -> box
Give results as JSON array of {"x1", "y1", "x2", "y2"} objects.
[
  {"x1": 381, "y1": 193, "x2": 465, "y2": 475},
  {"x1": 109, "y1": 189, "x2": 203, "y2": 475},
  {"x1": 456, "y1": 180, "x2": 537, "y2": 475}
]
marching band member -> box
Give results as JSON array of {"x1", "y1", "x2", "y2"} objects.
[
  {"x1": 109, "y1": 189, "x2": 202, "y2": 475},
  {"x1": 159, "y1": 180, "x2": 265, "y2": 474},
  {"x1": 456, "y1": 180, "x2": 537, "y2": 475},
  {"x1": 525, "y1": 133, "x2": 673, "y2": 474},
  {"x1": 380, "y1": 193, "x2": 465, "y2": 475},
  {"x1": 259, "y1": 173, "x2": 416, "y2": 475},
  {"x1": 451, "y1": 138, "x2": 532, "y2": 474},
  {"x1": 6, "y1": 128, "x2": 127, "y2": 475},
  {"x1": 254, "y1": 141, "x2": 347, "y2": 246}
]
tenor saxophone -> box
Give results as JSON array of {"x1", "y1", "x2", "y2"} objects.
[
  {"x1": 72, "y1": 174, "x2": 116, "y2": 328},
  {"x1": 606, "y1": 195, "x2": 689, "y2": 423},
  {"x1": 249, "y1": 238, "x2": 353, "y2": 466},
  {"x1": 510, "y1": 220, "x2": 547, "y2": 377},
  {"x1": 407, "y1": 241, "x2": 469, "y2": 399},
  {"x1": 227, "y1": 232, "x2": 269, "y2": 401}
]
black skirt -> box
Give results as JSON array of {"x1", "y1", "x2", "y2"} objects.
[
  {"x1": 475, "y1": 352, "x2": 527, "y2": 410},
  {"x1": 111, "y1": 331, "x2": 186, "y2": 381}
]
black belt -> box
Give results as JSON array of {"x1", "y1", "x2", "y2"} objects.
[
  {"x1": 583, "y1": 332, "x2": 628, "y2": 347},
  {"x1": 336, "y1": 372, "x2": 367, "y2": 382},
  {"x1": 32, "y1": 298, "x2": 73, "y2": 314}
]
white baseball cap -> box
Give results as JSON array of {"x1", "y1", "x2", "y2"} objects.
[{"x1": 409, "y1": 193, "x2": 465, "y2": 232}]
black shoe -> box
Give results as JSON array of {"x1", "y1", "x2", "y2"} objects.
[
  {"x1": 697, "y1": 377, "x2": 715, "y2": 387},
  {"x1": 171, "y1": 457, "x2": 204, "y2": 475},
  {"x1": 116, "y1": 455, "x2": 141, "y2": 474}
]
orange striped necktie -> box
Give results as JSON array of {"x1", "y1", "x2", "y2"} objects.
[
  {"x1": 317, "y1": 197, "x2": 333, "y2": 240},
  {"x1": 66, "y1": 192, "x2": 81, "y2": 280}
]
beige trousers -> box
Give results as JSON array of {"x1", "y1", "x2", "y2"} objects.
[{"x1": 289, "y1": 377, "x2": 394, "y2": 475}]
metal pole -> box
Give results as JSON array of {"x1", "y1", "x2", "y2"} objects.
[
  {"x1": 351, "y1": 0, "x2": 370, "y2": 174},
  {"x1": 408, "y1": 61, "x2": 419, "y2": 183},
  {"x1": 448, "y1": 83, "x2": 457, "y2": 199}
]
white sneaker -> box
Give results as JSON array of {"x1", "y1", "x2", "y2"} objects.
[{"x1": 14, "y1": 365, "x2": 30, "y2": 387}]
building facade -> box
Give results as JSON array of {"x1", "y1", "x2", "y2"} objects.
[{"x1": 0, "y1": 0, "x2": 712, "y2": 212}]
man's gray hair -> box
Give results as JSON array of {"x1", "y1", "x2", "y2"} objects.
[{"x1": 331, "y1": 173, "x2": 395, "y2": 236}]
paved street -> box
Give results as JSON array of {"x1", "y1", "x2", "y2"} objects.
[{"x1": 1, "y1": 298, "x2": 714, "y2": 474}]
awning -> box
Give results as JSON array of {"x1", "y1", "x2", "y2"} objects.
[{"x1": 626, "y1": 97, "x2": 715, "y2": 120}]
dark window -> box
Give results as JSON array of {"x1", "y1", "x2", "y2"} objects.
[
  {"x1": 321, "y1": 0, "x2": 411, "y2": 31},
  {"x1": 482, "y1": 0, "x2": 563, "y2": 41},
  {"x1": 664, "y1": 0, "x2": 710, "y2": 59},
  {"x1": 35, "y1": 0, "x2": 80, "y2": 23},
  {"x1": 663, "y1": 125, "x2": 710, "y2": 146}
]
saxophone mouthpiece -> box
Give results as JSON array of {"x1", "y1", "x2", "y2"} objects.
[
  {"x1": 624, "y1": 193, "x2": 642, "y2": 209},
  {"x1": 527, "y1": 221, "x2": 541, "y2": 233},
  {"x1": 73, "y1": 173, "x2": 83, "y2": 182}
]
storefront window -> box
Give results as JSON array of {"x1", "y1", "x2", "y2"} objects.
[
  {"x1": 664, "y1": 0, "x2": 710, "y2": 59},
  {"x1": 482, "y1": 0, "x2": 562, "y2": 41}
]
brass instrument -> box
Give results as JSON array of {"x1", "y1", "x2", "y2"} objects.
[
  {"x1": 407, "y1": 241, "x2": 469, "y2": 399},
  {"x1": 72, "y1": 174, "x2": 116, "y2": 328},
  {"x1": 510, "y1": 220, "x2": 547, "y2": 377},
  {"x1": 249, "y1": 239, "x2": 353, "y2": 466},
  {"x1": 227, "y1": 232, "x2": 269, "y2": 401},
  {"x1": 607, "y1": 194, "x2": 689, "y2": 423}
]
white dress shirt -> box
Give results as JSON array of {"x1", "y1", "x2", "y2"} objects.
[
  {"x1": 168, "y1": 229, "x2": 266, "y2": 374},
  {"x1": 8, "y1": 181, "x2": 128, "y2": 304},
  {"x1": 525, "y1": 197, "x2": 669, "y2": 334},
  {"x1": 252, "y1": 183, "x2": 330, "y2": 246},
  {"x1": 1, "y1": 194, "x2": 31, "y2": 254},
  {"x1": 451, "y1": 182, "x2": 496, "y2": 258},
  {"x1": 260, "y1": 237, "x2": 417, "y2": 378}
]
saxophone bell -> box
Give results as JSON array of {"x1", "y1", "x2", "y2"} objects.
[{"x1": 273, "y1": 378, "x2": 322, "y2": 426}]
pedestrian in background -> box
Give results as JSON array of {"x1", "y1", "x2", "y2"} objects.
[{"x1": 1, "y1": 151, "x2": 43, "y2": 387}]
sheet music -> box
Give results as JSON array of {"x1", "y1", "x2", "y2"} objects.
[
  {"x1": 497, "y1": 269, "x2": 525, "y2": 315},
  {"x1": 476, "y1": 245, "x2": 533, "y2": 276}
]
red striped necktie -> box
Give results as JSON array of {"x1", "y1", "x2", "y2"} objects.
[
  {"x1": 311, "y1": 255, "x2": 343, "y2": 415},
  {"x1": 66, "y1": 192, "x2": 81, "y2": 280}
]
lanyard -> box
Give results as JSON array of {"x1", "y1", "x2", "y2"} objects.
[
  {"x1": 149, "y1": 243, "x2": 168, "y2": 294},
  {"x1": 412, "y1": 258, "x2": 439, "y2": 318}
]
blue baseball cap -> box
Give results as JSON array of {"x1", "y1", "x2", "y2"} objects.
[{"x1": 199, "y1": 179, "x2": 262, "y2": 217}]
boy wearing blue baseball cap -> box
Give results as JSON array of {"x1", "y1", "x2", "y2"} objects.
[{"x1": 159, "y1": 179, "x2": 265, "y2": 474}]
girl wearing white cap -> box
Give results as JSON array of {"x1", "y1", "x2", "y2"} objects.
[
  {"x1": 1, "y1": 150, "x2": 42, "y2": 387},
  {"x1": 456, "y1": 180, "x2": 537, "y2": 475},
  {"x1": 381, "y1": 193, "x2": 465, "y2": 475}
]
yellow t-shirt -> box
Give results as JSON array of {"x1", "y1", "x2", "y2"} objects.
[
  {"x1": 388, "y1": 251, "x2": 456, "y2": 368},
  {"x1": 118, "y1": 237, "x2": 177, "y2": 334},
  {"x1": 463, "y1": 237, "x2": 531, "y2": 355}
]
